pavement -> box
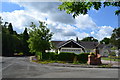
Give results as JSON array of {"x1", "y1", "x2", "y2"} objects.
[
  {"x1": 101, "y1": 60, "x2": 120, "y2": 67},
  {"x1": 1, "y1": 57, "x2": 119, "y2": 78}
]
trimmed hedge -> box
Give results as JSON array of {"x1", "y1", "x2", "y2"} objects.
[
  {"x1": 42, "y1": 52, "x2": 57, "y2": 60},
  {"x1": 77, "y1": 53, "x2": 90, "y2": 63},
  {"x1": 36, "y1": 52, "x2": 90, "y2": 63},
  {"x1": 58, "y1": 52, "x2": 76, "y2": 62}
]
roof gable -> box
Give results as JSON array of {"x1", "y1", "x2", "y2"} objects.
[
  {"x1": 51, "y1": 40, "x2": 106, "y2": 50},
  {"x1": 58, "y1": 39, "x2": 85, "y2": 49}
]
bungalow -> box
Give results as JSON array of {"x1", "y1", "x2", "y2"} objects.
[{"x1": 49, "y1": 39, "x2": 105, "y2": 55}]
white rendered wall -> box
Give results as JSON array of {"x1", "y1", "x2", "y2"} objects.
[{"x1": 60, "y1": 48, "x2": 84, "y2": 54}]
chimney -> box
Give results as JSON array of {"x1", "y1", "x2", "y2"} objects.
[{"x1": 76, "y1": 37, "x2": 79, "y2": 43}]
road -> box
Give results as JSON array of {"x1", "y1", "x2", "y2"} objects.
[{"x1": 1, "y1": 57, "x2": 119, "y2": 78}]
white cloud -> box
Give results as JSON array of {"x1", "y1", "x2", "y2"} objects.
[
  {"x1": 13, "y1": 2, "x2": 76, "y2": 25},
  {"x1": 1, "y1": 2, "x2": 114, "y2": 41},
  {"x1": 75, "y1": 14, "x2": 97, "y2": 30},
  {"x1": 76, "y1": 32, "x2": 89, "y2": 40},
  {"x1": 90, "y1": 26, "x2": 114, "y2": 41},
  {"x1": 1, "y1": 10, "x2": 42, "y2": 33}
]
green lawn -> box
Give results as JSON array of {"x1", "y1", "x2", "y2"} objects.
[{"x1": 101, "y1": 57, "x2": 120, "y2": 62}]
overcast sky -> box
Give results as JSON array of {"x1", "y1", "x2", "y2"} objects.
[{"x1": 1, "y1": 1, "x2": 119, "y2": 41}]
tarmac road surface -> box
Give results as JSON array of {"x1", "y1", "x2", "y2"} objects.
[{"x1": 1, "y1": 57, "x2": 119, "y2": 78}]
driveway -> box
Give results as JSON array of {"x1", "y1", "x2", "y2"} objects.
[{"x1": 1, "y1": 57, "x2": 119, "y2": 78}]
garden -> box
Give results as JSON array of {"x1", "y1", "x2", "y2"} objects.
[{"x1": 32, "y1": 52, "x2": 90, "y2": 64}]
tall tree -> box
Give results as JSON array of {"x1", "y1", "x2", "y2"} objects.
[
  {"x1": 22, "y1": 28, "x2": 30, "y2": 55},
  {"x1": 2, "y1": 26, "x2": 15, "y2": 56},
  {"x1": 0, "y1": 17, "x2": 2, "y2": 56},
  {"x1": 58, "y1": 2, "x2": 120, "y2": 18},
  {"x1": 81, "y1": 36, "x2": 98, "y2": 42},
  {"x1": 2, "y1": 21, "x2": 21, "y2": 56},
  {"x1": 111, "y1": 27, "x2": 120, "y2": 49},
  {"x1": 28, "y1": 21, "x2": 53, "y2": 58},
  {"x1": 100, "y1": 37, "x2": 110, "y2": 44},
  {"x1": 23, "y1": 28, "x2": 29, "y2": 41},
  {"x1": 8, "y1": 23, "x2": 14, "y2": 34}
]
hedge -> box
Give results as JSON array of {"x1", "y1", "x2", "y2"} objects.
[
  {"x1": 77, "y1": 53, "x2": 90, "y2": 63},
  {"x1": 58, "y1": 52, "x2": 76, "y2": 62},
  {"x1": 36, "y1": 52, "x2": 90, "y2": 63},
  {"x1": 42, "y1": 52, "x2": 57, "y2": 60}
]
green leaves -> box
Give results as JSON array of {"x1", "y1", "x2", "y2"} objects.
[
  {"x1": 81, "y1": 36, "x2": 98, "y2": 42},
  {"x1": 100, "y1": 37, "x2": 110, "y2": 44},
  {"x1": 28, "y1": 21, "x2": 53, "y2": 54},
  {"x1": 110, "y1": 27, "x2": 120, "y2": 49},
  {"x1": 115, "y1": 10, "x2": 120, "y2": 15},
  {"x1": 58, "y1": 2, "x2": 120, "y2": 18}
]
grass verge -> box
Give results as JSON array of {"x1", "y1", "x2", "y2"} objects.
[{"x1": 101, "y1": 57, "x2": 120, "y2": 62}]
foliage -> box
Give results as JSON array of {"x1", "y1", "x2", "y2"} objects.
[
  {"x1": 36, "y1": 52, "x2": 42, "y2": 60},
  {"x1": 34, "y1": 60, "x2": 66, "y2": 64},
  {"x1": 28, "y1": 21, "x2": 53, "y2": 59},
  {"x1": 98, "y1": 64, "x2": 112, "y2": 68},
  {"x1": 111, "y1": 46, "x2": 118, "y2": 50},
  {"x1": 8, "y1": 23, "x2": 14, "y2": 34},
  {"x1": 58, "y1": 52, "x2": 76, "y2": 62},
  {"x1": 22, "y1": 28, "x2": 30, "y2": 55},
  {"x1": 90, "y1": 52, "x2": 95, "y2": 55},
  {"x1": 77, "y1": 53, "x2": 90, "y2": 63},
  {"x1": 101, "y1": 57, "x2": 120, "y2": 62},
  {"x1": 2, "y1": 23, "x2": 22, "y2": 56},
  {"x1": 100, "y1": 37, "x2": 110, "y2": 44},
  {"x1": 1, "y1": 17, "x2": 31, "y2": 56},
  {"x1": 58, "y1": 2, "x2": 120, "y2": 18},
  {"x1": 42, "y1": 52, "x2": 57, "y2": 60},
  {"x1": 0, "y1": 32, "x2": 1, "y2": 56},
  {"x1": 109, "y1": 52, "x2": 116, "y2": 56},
  {"x1": 17, "y1": 52, "x2": 24, "y2": 55},
  {"x1": 110, "y1": 27, "x2": 120, "y2": 49},
  {"x1": 81, "y1": 36, "x2": 98, "y2": 42}
]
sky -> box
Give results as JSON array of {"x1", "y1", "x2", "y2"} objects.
[{"x1": 0, "y1": 1, "x2": 119, "y2": 41}]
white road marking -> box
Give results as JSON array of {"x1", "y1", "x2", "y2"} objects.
[{"x1": 2, "y1": 62, "x2": 15, "y2": 70}]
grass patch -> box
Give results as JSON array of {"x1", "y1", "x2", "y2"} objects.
[
  {"x1": 32, "y1": 59, "x2": 67, "y2": 64},
  {"x1": 101, "y1": 57, "x2": 120, "y2": 62},
  {"x1": 98, "y1": 64, "x2": 112, "y2": 68}
]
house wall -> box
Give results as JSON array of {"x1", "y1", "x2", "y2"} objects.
[
  {"x1": 45, "y1": 49, "x2": 56, "y2": 52},
  {"x1": 85, "y1": 49, "x2": 93, "y2": 53},
  {"x1": 59, "y1": 47, "x2": 84, "y2": 54}
]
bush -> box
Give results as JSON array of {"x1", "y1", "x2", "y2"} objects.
[
  {"x1": 17, "y1": 52, "x2": 24, "y2": 55},
  {"x1": 42, "y1": 52, "x2": 57, "y2": 60},
  {"x1": 109, "y1": 52, "x2": 116, "y2": 56},
  {"x1": 58, "y1": 52, "x2": 76, "y2": 62},
  {"x1": 36, "y1": 52, "x2": 42, "y2": 60},
  {"x1": 77, "y1": 53, "x2": 90, "y2": 63}
]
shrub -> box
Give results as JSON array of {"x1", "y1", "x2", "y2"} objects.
[
  {"x1": 77, "y1": 53, "x2": 90, "y2": 63},
  {"x1": 17, "y1": 52, "x2": 24, "y2": 55},
  {"x1": 42, "y1": 52, "x2": 57, "y2": 60},
  {"x1": 109, "y1": 52, "x2": 116, "y2": 56},
  {"x1": 36, "y1": 52, "x2": 42, "y2": 60},
  {"x1": 58, "y1": 52, "x2": 76, "y2": 62},
  {"x1": 90, "y1": 52, "x2": 95, "y2": 55}
]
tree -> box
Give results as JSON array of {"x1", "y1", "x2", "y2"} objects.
[
  {"x1": 0, "y1": 17, "x2": 2, "y2": 56},
  {"x1": 81, "y1": 36, "x2": 98, "y2": 42},
  {"x1": 22, "y1": 28, "x2": 30, "y2": 55},
  {"x1": 100, "y1": 37, "x2": 110, "y2": 44},
  {"x1": 2, "y1": 20, "x2": 22, "y2": 56},
  {"x1": 58, "y1": 2, "x2": 120, "y2": 18},
  {"x1": 110, "y1": 27, "x2": 120, "y2": 49},
  {"x1": 28, "y1": 21, "x2": 53, "y2": 59},
  {"x1": 8, "y1": 23, "x2": 14, "y2": 34}
]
